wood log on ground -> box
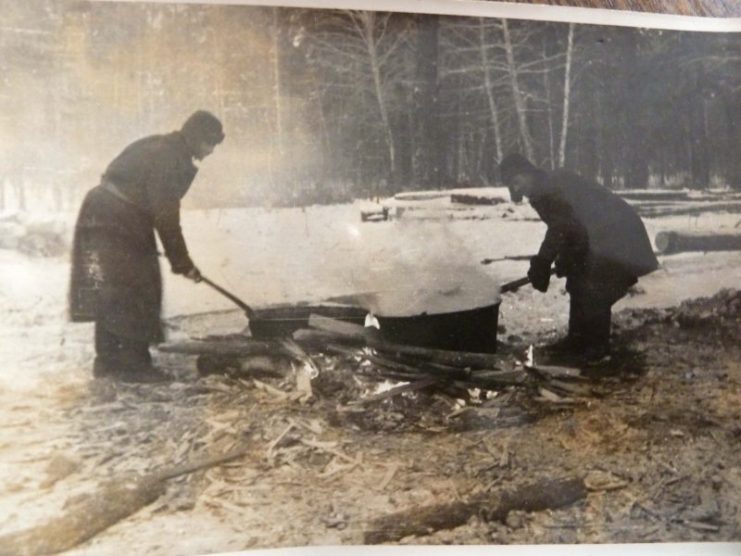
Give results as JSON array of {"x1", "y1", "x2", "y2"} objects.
[
  {"x1": 618, "y1": 190, "x2": 689, "y2": 201},
  {"x1": 363, "y1": 476, "x2": 586, "y2": 544},
  {"x1": 0, "y1": 446, "x2": 253, "y2": 556},
  {"x1": 308, "y1": 314, "x2": 367, "y2": 342},
  {"x1": 468, "y1": 369, "x2": 528, "y2": 386},
  {"x1": 394, "y1": 191, "x2": 450, "y2": 201},
  {"x1": 367, "y1": 351, "x2": 470, "y2": 380},
  {"x1": 325, "y1": 342, "x2": 464, "y2": 380},
  {"x1": 655, "y1": 230, "x2": 741, "y2": 254},
  {"x1": 158, "y1": 338, "x2": 282, "y2": 357},
  {"x1": 292, "y1": 327, "x2": 365, "y2": 348},
  {"x1": 360, "y1": 207, "x2": 390, "y2": 222},
  {"x1": 373, "y1": 349, "x2": 525, "y2": 385},
  {"x1": 450, "y1": 193, "x2": 505, "y2": 206},
  {"x1": 366, "y1": 336, "x2": 504, "y2": 370},
  {"x1": 637, "y1": 201, "x2": 741, "y2": 218},
  {"x1": 525, "y1": 363, "x2": 583, "y2": 379},
  {"x1": 196, "y1": 354, "x2": 289, "y2": 378}
]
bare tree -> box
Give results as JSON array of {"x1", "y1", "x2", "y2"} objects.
[
  {"x1": 272, "y1": 7, "x2": 285, "y2": 163},
  {"x1": 557, "y1": 23, "x2": 574, "y2": 167},
  {"x1": 299, "y1": 10, "x2": 413, "y2": 185},
  {"x1": 479, "y1": 18, "x2": 504, "y2": 162},
  {"x1": 502, "y1": 19, "x2": 535, "y2": 160}
]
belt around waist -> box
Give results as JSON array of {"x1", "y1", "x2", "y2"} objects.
[{"x1": 100, "y1": 180, "x2": 139, "y2": 209}]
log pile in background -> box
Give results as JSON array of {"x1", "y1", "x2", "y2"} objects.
[
  {"x1": 618, "y1": 190, "x2": 690, "y2": 201},
  {"x1": 655, "y1": 230, "x2": 741, "y2": 255},
  {"x1": 615, "y1": 189, "x2": 741, "y2": 219},
  {"x1": 636, "y1": 201, "x2": 741, "y2": 218},
  {"x1": 450, "y1": 193, "x2": 506, "y2": 206}
]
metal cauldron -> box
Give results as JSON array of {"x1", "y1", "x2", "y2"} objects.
[{"x1": 375, "y1": 302, "x2": 501, "y2": 354}]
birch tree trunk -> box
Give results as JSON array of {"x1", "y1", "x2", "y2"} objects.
[
  {"x1": 356, "y1": 12, "x2": 397, "y2": 181},
  {"x1": 413, "y1": 15, "x2": 441, "y2": 187},
  {"x1": 558, "y1": 23, "x2": 575, "y2": 167},
  {"x1": 542, "y1": 41, "x2": 555, "y2": 169},
  {"x1": 479, "y1": 18, "x2": 502, "y2": 162},
  {"x1": 501, "y1": 19, "x2": 534, "y2": 160},
  {"x1": 272, "y1": 8, "x2": 284, "y2": 163}
]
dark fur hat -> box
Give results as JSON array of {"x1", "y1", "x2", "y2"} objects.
[
  {"x1": 181, "y1": 110, "x2": 225, "y2": 146},
  {"x1": 499, "y1": 153, "x2": 536, "y2": 183}
]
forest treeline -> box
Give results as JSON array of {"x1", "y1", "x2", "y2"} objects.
[{"x1": 1, "y1": 1, "x2": 739, "y2": 209}]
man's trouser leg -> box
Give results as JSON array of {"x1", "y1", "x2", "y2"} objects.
[
  {"x1": 94, "y1": 321, "x2": 151, "y2": 378},
  {"x1": 568, "y1": 286, "x2": 613, "y2": 356}
]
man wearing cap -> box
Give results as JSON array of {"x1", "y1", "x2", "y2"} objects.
[
  {"x1": 498, "y1": 154, "x2": 658, "y2": 363},
  {"x1": 69, "y1": 110, "x2": 225, "y2": 382}
]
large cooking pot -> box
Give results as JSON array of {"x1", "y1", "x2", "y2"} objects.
[{"x1": 375, "y1": 302, "x2": 500, "y2": 354}]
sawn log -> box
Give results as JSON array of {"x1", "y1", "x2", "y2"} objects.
[
  {"x1": 0, "y1": 446, "x2": 252, "y2": 556},
  {"x1": 363, "y1": 476, "x2": 586, "y2": 544},
  {"x1": 655, "y1": 230, "x2": 741, "y2": 255},
  {"x1": 637, "y1": 200, "x2": 741, "y2": 218}
]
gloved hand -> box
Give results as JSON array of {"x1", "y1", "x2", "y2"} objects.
[
  {"x1": 528, "y1": 255, "x2": 551, "y2": 292},
  {"x1": 554, "y1": 255, "x2": 572, "y2": 278},
  {"x1": 184, "y1": 266, "x2": 203, "y2": 283},
  {"x1": 554, "y1": 250, "x2": 584, "y2": 278}
]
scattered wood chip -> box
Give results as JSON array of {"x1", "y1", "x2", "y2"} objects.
[
  {"x1": 266, "y1": 423, "x2": 296, "y2": 465},
  {"x1": 584, "y1": 470, "x2": 629, "y2": 492},
  {"x1": 500, "y1": 446, "x2": 510, "y2": 468},
  {"x1": 300, "y1": 439, "x2": 359, "y2": 466},
  {"x1": 378, "y1": 463, "x2": 400, "y2": 490},
  {"x1": 253, "y1": 379, "x2": 289, "y2": 402},
  {"x1": 292, "y1": 362, "x2": 314, "y2": 403},
  {"x1": 280, "y1": 337, "x2": 321, "y2": 379},
  {"x1": 538, "y1": 387, "x2": 563, "y2": 402},
  {"x1": 352, "y1": 376, "x2": 440, "y2": 406},
  {"x1": 289, "y1": 417, "x2": 324, "y2": 435},
  {"x1": 677, "y1": 520, "x2": 721, "y2": 532}
]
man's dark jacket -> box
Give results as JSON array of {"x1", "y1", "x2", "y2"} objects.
[
  {"x1": 531, "y1": 169, "x2": 658, "y2": 301},
  {"x1": 69, "y1": 131, "x2": 198, "y2": 342}
]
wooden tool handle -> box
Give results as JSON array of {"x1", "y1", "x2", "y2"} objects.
[{"x1": 200, "y1": 276, "x2": 255, "y2": 319}]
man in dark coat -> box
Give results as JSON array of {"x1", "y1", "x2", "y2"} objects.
[
  {"x1": 499, "y1": 153, "x2": 658, "y2": 362},
  {"x1": 69, "y1": 110, "x2": 225, "y2": 382}
]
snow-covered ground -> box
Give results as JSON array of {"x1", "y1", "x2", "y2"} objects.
[
  {"x1": 0, "y1": 194, "x2": 739, "y2": 553},
  {"x1": 1, "y1": 193, "x2": 740, "y2": 393}
]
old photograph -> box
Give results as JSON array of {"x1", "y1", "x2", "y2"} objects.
[{"x1": 0, "y1": 0, "x2": 739, "y2": 553}]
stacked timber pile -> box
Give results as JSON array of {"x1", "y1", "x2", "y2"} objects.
[
  {"x1": 0, "y1": 213, "x2": 68, "y2": 257},
  {"x1": 618, "y1": 189, "x2": 741, "y2": 219},
  {"x1": 637, "y1": 200, "x2": 741, "y2": 218},
  {"x1": 361, "y1": 188, "x2": 509, "y2": 222},
  {"x1": 450, "y1": 192, "x2": 506, "y2": 206}
]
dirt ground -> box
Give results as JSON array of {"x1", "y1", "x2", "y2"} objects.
[
  {"x1": 0, "y1": 285, "x2": 738, "y2": 554},
  {"x1": 0, "y1": 197, "x2": 740, "y2": 554}
]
